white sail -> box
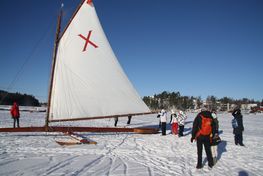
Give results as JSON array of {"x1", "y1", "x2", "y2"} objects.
[{"x1": 49, "y1": 1, "x2": 150, "y2": 121}]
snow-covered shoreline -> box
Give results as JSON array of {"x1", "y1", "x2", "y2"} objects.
[{"x1": 0, "y1": 111, "x2": 262, "y2": 175}]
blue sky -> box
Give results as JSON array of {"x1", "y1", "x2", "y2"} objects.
[{"x1": 0, "y1": 0, "x2": 262, "y2": 102}]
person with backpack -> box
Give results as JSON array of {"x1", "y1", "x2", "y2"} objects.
[
  {"x1": 232, "y1": 108, "x2": 244, "y2": 146},
  {"x1": 10, "y1": 102, "x2": 20, "y2": 128},
  {"x1": 191, "y1": 110, "x2": 216, "y2": 169}
]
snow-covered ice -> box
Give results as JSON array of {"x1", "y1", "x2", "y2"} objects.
[{"x1": 0, "y1": 110, "x2": 262, "y2": 176}]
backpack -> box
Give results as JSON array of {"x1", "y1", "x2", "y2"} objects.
[
  {"x1": 232, "y1": 118, "x2": 238, "y2": 128},
  {"x1": 199, "y1": 115, "x2": 212, "y2": 135}
]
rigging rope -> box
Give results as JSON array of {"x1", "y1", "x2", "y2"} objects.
[{"x1": 0, "y1": 18, "x2": 56, "y2": 105}]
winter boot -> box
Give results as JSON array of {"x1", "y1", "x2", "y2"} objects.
[
  {"x1": 213, "y1": 157, "x2": 217, "y2": 165},
  {"x1": 208, "y1": 163, "x2": 213, "y2": 169},
  {"x1": 196, "y1": 164, "x2": 202, "y2": 169}
]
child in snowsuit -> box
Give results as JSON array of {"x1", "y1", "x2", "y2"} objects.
[
  {"x1": 177, "y1": 110, "x2": 187, "y2": 137},
  {"x1": 232, "y1": 108, "x2": 244, "y2": 146},
  {"x1": 170, "y1": 110, "x2": 178, "y2": 135},
  {"x1": 191, "y1": 110, "x2": 216, "y2": 169},
  {"x1": 10, "y1": 102, "x2": 20, "y2": 128}
]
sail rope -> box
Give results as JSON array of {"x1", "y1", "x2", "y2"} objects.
[{"x1": 0, "y1": 17, "x2": 56, "y2": 105}]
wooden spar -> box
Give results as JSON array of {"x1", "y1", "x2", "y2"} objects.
[
  {"x1": 45, "y1": 10, "x2": 63, "y2": 131},
  {"x1": 0, "y1": 127, "x2": 46, "y2": 133},
  {"x1": 49, "y1": 111, "x2": 158, "y2": 122},
  {"x1": 0, "y1": 126, "x2": 158, "y2": 134}
]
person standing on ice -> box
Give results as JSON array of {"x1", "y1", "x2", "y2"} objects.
[
  {"x1": 160, "y1": 109, "x2": 167, "y2": 135},
  {"x1": 191, "y1": 109, "x2": 215, "y2": 169},
  {"x1": 127, "y1": 115, "x2": 132, "y2": 125},
  {"x1": 177, "y1": 110, "x2": 187, "y2": 137},
  {"x1": 10, "y1": 102, "x2": 20, "y2": 128},
  {"x1": 211, "y1": 109, "x2": 221, "y2": 164},
  {"x1": 232, "y1": 108, "x2": 244, "y2": 146},
  {"x1": 114, "y1": 117, "x2": 118, "y2": 127},
  {"x1": 157, "y1": 110, "x2": 161, "y2": 129},
  {"x1": 170, "y1": 110, "x2": 178, "y2": 135}
]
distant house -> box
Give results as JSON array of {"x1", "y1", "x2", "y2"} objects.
[{"x1": 241, "y1": 104, "x2": 258, "y2": 110}]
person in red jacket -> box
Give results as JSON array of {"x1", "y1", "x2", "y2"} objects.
[{"x1": 10, "y1": 102, "x2": 20, "y2": 128}]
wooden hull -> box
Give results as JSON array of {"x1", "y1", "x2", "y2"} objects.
[{"x1": 0, "y1": 126, "x2": 158, "y2": 134}]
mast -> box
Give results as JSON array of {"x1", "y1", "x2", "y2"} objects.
[{"x1": 45, "y1": 9, "x2": 62, "y2": 131}]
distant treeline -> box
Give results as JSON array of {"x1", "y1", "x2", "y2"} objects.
[
  {"x1": 0, "y1": 90, "x2": 40, "y2": 106},
  {"x1": 143, "y1": 91, "x2": 198, "y2": 110},
  {"x1": 143, "y1": 91, "x2": 263, "y2": 111}
]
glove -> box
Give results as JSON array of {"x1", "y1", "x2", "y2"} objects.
[
  {"x1": 191, "y1": 137, "x2": 194, "y2": 143},
  {"x1": 213, "y1": 133, "x2": 218, "y2": 139}
]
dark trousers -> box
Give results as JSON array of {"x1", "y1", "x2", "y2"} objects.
[
  {"x1": 179, "y1": 125, "x2": 184, "y2": 137},
  {"x1": 161, "y1": 122, "x2": 166, "y2": 135},
  {"x1": 234, "y1": 133, "x2": 243, "y2": 145},
  {"x1": 13, "y1": 118, "x2": 20, "y2": 128},
  {"x1": 196, "y1": 136, "x2": 213, "y2": 167},
  {"x1": 114, "y1": 117, "x2": 118, "y2": 127},
  {"x1": 127, "y1": 116, "x2": 132, "y2": 124}
]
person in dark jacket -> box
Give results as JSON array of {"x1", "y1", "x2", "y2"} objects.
[
  {"x1": 10, "y1": 102, "x2": 20, "y2": 128},
  {"x1": 232, "y1": 108, "x2": 244, "y2": 146},
  {"x1": 191, "y1": 110, "x2": 216, "y2": 169}
]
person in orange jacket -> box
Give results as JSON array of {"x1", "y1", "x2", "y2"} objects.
[
  {"x1": 191, "y1": 109, "x2": 216, "y2": 169},
  {"x1": 10, "y1": 102, "x2": 20, "y2": 128}
]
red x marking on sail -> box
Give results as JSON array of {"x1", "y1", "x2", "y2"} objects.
[{"x1": 78, "y1": 30, "x2": 98, "y2": 52}]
